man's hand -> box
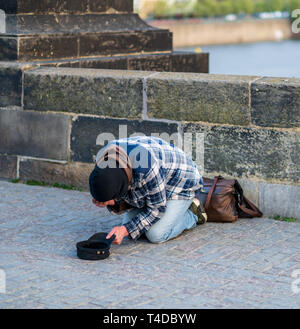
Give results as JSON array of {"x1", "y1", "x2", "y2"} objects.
[
  {"x1": 107, "y1": 226, "x2": 129, "y2": 245},
  {"x1": 92, "y1": 198, "x2": 115, "y2": 208}
]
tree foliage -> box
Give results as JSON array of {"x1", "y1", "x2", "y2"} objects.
[{"x1": 151, "y1": 0, "x2": 300, "y2": 19}]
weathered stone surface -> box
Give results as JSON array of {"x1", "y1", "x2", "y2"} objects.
[
  {"x1": 88, "y1": 0, "x2": 106, "y2": 13},
  {"x1": 128, "y1": 52, "x2": 209, "y2": 72},
  {"x1": 71, "y1": 116, "x2": 180, "y2": 163},
  {"x1": 24, "y1": 67, "x2": 149, "y2": 118},
  {"x1": 90, "y1": 0, "x2": 133, "y2": 13},
  {"x1": 0, "y1": 0, "x2": 88, "y2": 14},
  {"x1": 79, "y1": 31, "x2": 172, "y2": 58},
  {"x1": 1, "y1": 13, "x2": 172, "y2": 61},
  {"x1": 128, "y1": 54, "x2": 171, "y2": 71},
  {"x1": 4, "y1": 14, "x2": 156, "y2": 35},
  {"x1": 183, "y1": 123, "x2": 300, "y2": 182},
  {"x1": 18, "y1": 35, "x2": 78, "y2": 61},
  {"x1": 0, "y1": 37, "x2": 17, "y2": 61},
  {"x1": 128, "y1": 53, "x2": 209, "y2": 73},
  {"x1": 0, "y1": 1, "x2": 200, "y2": 75},
  {"x1": 147, "y1": 73, "x2": 257, "y2": 125},
  {"x1": 74, "y1": 56, "x2": 128, "y2": 70},
  {"x1": 259, "y1": 182, "x2": 300, "y2": 219},
  {"x1": 54, "y1": 61, "x2": 81, "y2": 68},
  {"x1": 19, "y1": 159, "x2": 94, "y2": 190},
  {"x1": 142, "y1": 30, "x2": 173, "y2": 52},
  {"x1": 171, "y1": 52, "x2": 209, "y2": 73},
  {"x1": 0, "y1": 63, "x2": 23, "y2": 107},
  {"x1": 0, "y1": 154, "x2": 17, "y2": 179},
  {"x1": 251, "y1": 77, "x2": 300, "y2": 128},
  {"x1": 0, "y1": 0, "x2": 133, "y2": 14},
  {"x1": 2, "y1": 32, "x2": 172, "y2": 63},
  {"x1": 42, "y1": 52, "x2": 209, "y2": 73},
  {"x1": 0, "y1": 109, "x2": 69, "y2": 160}
]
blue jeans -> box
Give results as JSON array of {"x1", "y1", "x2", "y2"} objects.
[{"x1": 122, "y1": 199, "x2": 198, "y2": 243}]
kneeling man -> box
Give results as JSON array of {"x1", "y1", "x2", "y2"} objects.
[{"x1": 89, "y1": 136, "x2": 207, "y2": 245}]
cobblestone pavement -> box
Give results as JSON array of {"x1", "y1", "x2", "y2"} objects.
[{"x1": 0, "y1": 180, "x2": 299, "y2": 309}]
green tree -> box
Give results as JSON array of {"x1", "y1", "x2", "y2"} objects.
[
  {"x1": 152, "y1": 0, "x2": 170, "y2": 18},
  {"x1": 288, "y1": 0, "x2": 300, "y2": 11},
  {"x1": 255, "y1": 0, "x2": 268, "y2": 12},
  {"x1": 230, "y1": 1, "x2": 241, "y2": 14},
  {"x1": 169, "y1": 0, "x2": 195, "y2": 18},
  {"x1": 239, "y1": 0, "x2": 255, "y2": 14},
  {"x1": 193, "y1": 0, "x2": 219, "y2": 17},
  {"x1": 219, "y1": 0, "x2": 235, "y2": 16},
  {"x1": 265, "y1": 0, "x2": 285, "y2": 11},
  {"x1": 192, "y1": 0, "x2": 300, "y2": 18}
]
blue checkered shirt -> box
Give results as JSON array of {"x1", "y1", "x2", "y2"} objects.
[{"x1": 101, "y1": 136, "x2": 203, "y2": 240}]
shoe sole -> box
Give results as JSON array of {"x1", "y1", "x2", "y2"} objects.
[{"x1": 190, "y1": 199, "x2": 207, "y2": 225}]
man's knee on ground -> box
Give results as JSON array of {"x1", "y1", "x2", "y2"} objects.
[{"x1": 145, "y1": 229, "x2": 170, "y2": 244}]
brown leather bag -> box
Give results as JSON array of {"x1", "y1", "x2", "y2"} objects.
[{"x1": 195, "y1": 175, "x2": 263, "y2": 222}]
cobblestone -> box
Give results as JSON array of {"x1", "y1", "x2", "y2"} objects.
[{"x1": 0, "y1": 180, "x2": 299, "y2": 309}]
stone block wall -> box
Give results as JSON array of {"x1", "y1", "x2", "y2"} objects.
[
  {"x1": 0, "y1": 0, "x2": 133, "y2": 14},
  {"x1": 0, "y1": 62, "x2": 299, "y2": 219}
]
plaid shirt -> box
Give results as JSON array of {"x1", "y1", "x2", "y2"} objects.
[{"x1": 100, "y1": 136, "x2": 203, "y2": 240}]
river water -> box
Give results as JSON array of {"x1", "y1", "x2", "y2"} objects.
[{"x1": 177, "y1": 39, "x2": 300, "y2": 78}]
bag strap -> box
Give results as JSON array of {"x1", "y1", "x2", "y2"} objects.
[
  {"x1": 205, "y1": 176, "x2": 222, "y2": 211},
  {"x1": 239, "y1": 196, "x2": 263, "y2": 218}
]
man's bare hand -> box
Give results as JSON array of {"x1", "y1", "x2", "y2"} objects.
[
  {"x1": 107, "y1": 226, "x2": 129, "y2": 245},
  {"x1": 92, "y1": 198, "x2": 115, "y2": 208}
]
